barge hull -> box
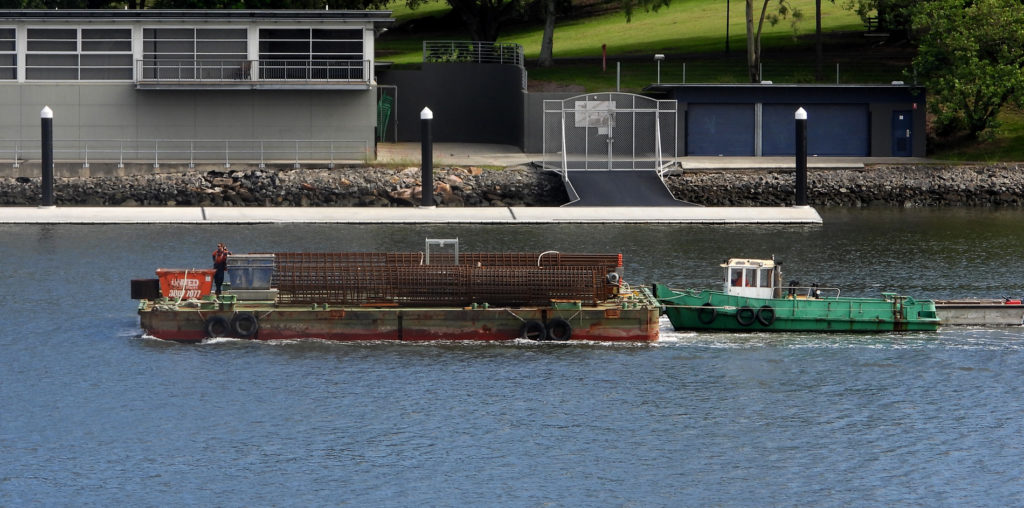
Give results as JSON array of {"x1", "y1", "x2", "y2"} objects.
[
  {"x1": 935, "y1": 301, "x2": 1024, "y2": 326},
  {"x1": 139, "y1": 305, "x2": 659, "y2": 343}
]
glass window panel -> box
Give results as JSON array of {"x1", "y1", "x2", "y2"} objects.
[
  {"x1": 82, "y1": 40, "x2": 131, "y2": 52},
  {"x1": 144, "y1": 40, "x2": 195, "y2": 55},
  {"x1": 312, "y1": 40, "x2": 362, "y2": 55},
  {"x1": 0, "y1": 41, "x2": 14, "y2": 51},
  {"x1": 80, "y1": 67, "x2": 133, "y2": 80},
  {"x1": 197, "y1": 40, "x2": 247, "y2": 54},
  {"x1": 0, "y1": 28, "x2": 14, "y2": 38},
  {"x1": 28, "y1": 28, "x2": 76, "y2": 39},
  {"x1": 145, "y1": 28, "x2": 194, "y2": 40},
  {"x1": 82, "y1": 28, "x2": 130, "y2": 40},
  {"x1": 26, "y1": 67, "x2": 78, "y2": 80},
  {"x1": 759, "y1": 268, "x2": 773, "y2": 287},
  {"x1": 28, "y1": 40, "x2": 77, "y2": 52},
  {"x1": 0, "y1": 67, "x2": 14, "y2": 80},
  {"x1": 260, "y1": 28, "x2": 308, "y2": 40},
  {"x1": 745, "y1": 269, "x2": 757, "y2": 287},
  {"x1": 260, "y1": 40, "x2": 308, "y2": 54},
  {"x1": 81, "y1": 53, "x2": 132, "y2": 67},
  {"x1": 197, "y1": 28, "x2": 246, "y2": 40},
  {"x1": 27, "y1": 53, "x2": 79, "y2": 66},
  {"x1": 312, "y1": 28, "x2": 361, "y2": 40}
]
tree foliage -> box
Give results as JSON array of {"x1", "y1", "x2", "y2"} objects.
[{"x1": 910, "y1": 0, "x2": 1024, "y2": 139}]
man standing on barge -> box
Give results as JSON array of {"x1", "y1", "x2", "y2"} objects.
[{"x1": 212, "y1": 243, "x2": 231, "y2": 297}]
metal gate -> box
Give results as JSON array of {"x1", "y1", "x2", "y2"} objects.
[{"x1": 542, "y1": 93, "x2": 677, "y2": 175}]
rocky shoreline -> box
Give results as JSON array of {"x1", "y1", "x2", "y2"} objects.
[{"x1": 1, "y1": 163, "x2": 1022, "y2": 207}]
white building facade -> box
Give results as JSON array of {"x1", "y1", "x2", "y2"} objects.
[{"x1": 0, "y1": 9, "x2": 392, "y2": 174}]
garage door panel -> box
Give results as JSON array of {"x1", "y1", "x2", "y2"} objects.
[
  {"x1": 762, "y1": 104, "x2": 868, "y2": 156},
  {"x1": 686, "y1": 104, "x2": 754, "y2": 156}
]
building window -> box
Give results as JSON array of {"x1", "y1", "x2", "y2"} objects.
[
  {"x1": 259, "y1": 28, "x2": 363, "y2": 80},
  {"x1": 0, "y1": 28, "x2": 13, "y2": 80},
  {"x1": 143, "y1": 28, "x2": 247, "y2": 80},
  {"x1": 25, "y1": 27, "x2": 132, "y2": 80}
]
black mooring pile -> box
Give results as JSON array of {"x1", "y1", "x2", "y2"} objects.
[{"x1": 271, "y1": 252, "x2": 622, "y2": 307}]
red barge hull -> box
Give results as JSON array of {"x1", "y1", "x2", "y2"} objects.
[{"x1": 139, "y1": 302, "x2": 660, "y2": 343}]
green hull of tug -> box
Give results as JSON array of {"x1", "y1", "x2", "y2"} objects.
[{"x1": 653, "y1": 285, "x2": 940, "y2": 332}]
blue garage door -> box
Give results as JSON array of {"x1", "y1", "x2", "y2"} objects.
[
  {"x1": 762, "y1": 104, "x2": 869, "y2": 156},
  {"x1": 686, "y1": 104, "x2": 754, "y2": 156}
]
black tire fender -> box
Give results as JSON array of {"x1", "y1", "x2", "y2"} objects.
[
  {"x1": 736, "y1": 306, "x2": 757, "y2": 327},
  {"x1": 756, "y1": 305, "x2": 776, "y2": 326},
  {"x1": 546, "y1": 318, "x2": 573, "y2": 341},
  {"x1": 697, "y1": 303, "x2": 717, "y2": 325},
  {"x1": 204, "y1": 315, "x2": 231, "y2": 338},
  {"x1": 520, "y1": 320, "x2": 547, "y2": 341},
  {"x1": 231, "y1": 313, "x2": 259, "y2": 338}
]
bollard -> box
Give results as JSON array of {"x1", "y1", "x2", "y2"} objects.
[
  {"x1": 40, "y1": 105, "x2": 54, "y2": 208},
  {"x1": 794, "y1": 107, "x2": 808, "y2": 206},
  {"x1": 420, "y1": 107, "x2": 435, "y2": 208}
]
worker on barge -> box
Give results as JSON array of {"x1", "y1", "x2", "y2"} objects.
[{"x1": 212, "y1": 242, "x2": 231, "y2": 296}]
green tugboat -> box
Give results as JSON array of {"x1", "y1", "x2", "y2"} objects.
[{"x1": 653, "y1": 258, "x2": 940, "y2": 332}]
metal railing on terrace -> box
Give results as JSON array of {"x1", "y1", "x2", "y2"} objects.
[
  {"x1": 422, "y1": 41, "x2": 524, "y2": 66},
  {"x1": 136, "y1": 59, "x2": 370, "y2": 84},
  {"x1": 0, "y1": 139, "x2": 371, "y2": 168}
]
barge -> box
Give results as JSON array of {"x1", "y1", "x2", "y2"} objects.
[
  {"x1": 934, "y1": 299, "x2": 1024, "y2": 326},
  {"x1": 654, "y1": 257, "x2": 940, "y2": 332},
  {"x1": 132, "y1": 240, "x2": 660, "y2": 343}
]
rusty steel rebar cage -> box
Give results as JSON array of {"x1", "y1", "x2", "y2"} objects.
[{"x1": 271, "y1": 252, "x2": 622, "y2": 307}]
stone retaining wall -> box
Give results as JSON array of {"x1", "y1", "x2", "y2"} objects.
[{"x1": 1, "y1": 163, "x2": 1022, "y2": 207}]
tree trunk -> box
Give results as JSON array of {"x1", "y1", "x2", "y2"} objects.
[
  {"x1": 538, "y1": 0, "x2": 556, "y2": 67},
  {"x1": 814, "y1": 0, "x2": 822, "y2": 81},
  {"x1": 746, "y1": 0, "x2": 758, "y2": 82}
]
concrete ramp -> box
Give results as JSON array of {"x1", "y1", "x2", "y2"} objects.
[{"x1": 563, "y1": 171, "x2": 697, "y2": 207}]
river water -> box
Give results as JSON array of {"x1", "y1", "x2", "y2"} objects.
[{"x1": 2, "y1": 208, "x2": 1024, "y2": 506}]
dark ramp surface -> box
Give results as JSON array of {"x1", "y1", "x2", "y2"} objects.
[{"x1": 564, "y1": 170, "x2": 697, "y2": 206}]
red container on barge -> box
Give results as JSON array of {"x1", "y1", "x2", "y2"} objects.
[{"x1": 132, "y1": 240, "x2": 660, "y2": 343}]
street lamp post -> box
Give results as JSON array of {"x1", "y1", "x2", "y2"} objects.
[{"x1": 654, "y1": 54, "x2": 665, "y2": 83}]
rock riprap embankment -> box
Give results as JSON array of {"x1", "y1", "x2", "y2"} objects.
[
  {"x1": 0, "y1": 166, "x2": 568, "y2": 207},
  {"x1": 1, "y1": 163, "x2": 1022, "y2": 207},
  {"x1": 663, "y1": 164, "x2": 1024, "y2": 207}
]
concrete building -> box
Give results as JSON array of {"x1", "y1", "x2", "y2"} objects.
[{"x1": 0, "y1": 9, "x2": 392, "y2": 174}]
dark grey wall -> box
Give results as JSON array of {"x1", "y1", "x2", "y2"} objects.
[{"x1": 378, "y1": 63, "x2": 526, "y2": 147}]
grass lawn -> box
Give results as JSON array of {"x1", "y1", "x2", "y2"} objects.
[
  {"x1": 380, "y1": 0, "x2": 864, "y2": 64},
  {"x1": 929, "y1": 107, "x2": 1024, "y2": 162}
]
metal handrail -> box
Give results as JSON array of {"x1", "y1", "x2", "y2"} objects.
[
  {"x1": 422, "y1": 41, "x2": 524, "y2": 66},
  {"x1": 0, "y1": 138, "x2": 370, "y2": 168},
  {"x1": 136, "y1": 59, "x2": 371, "y2": 83}
]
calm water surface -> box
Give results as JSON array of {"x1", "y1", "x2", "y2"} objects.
[{"x1": 2, "y1": 208, "x2": 1024, "y2": 506}]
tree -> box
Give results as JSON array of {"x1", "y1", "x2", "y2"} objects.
[
  {"x1": 447, "y1": 0, "x2": 524, "y2": 42},
  {"x1": 910, "y1": 0, "x2": 1024, "y2": 140},
  {"x1": 745, "y1": 0, "x2": 800, "y2": 83},
  {"x1": 537, "y1": 0, "x2": 556, "y2": 67}
]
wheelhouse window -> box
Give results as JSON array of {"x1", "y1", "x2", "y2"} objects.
[
  {"x1": 258, "y1": 27, "x2": 363, "y2": 80},
  {"x1": 26, "y1": 28, "x2": 132, "y2": 80},
  {"x1": 143, "y1": 28, "x2": 247, "y2": 80},
  {"x1": 0, "y1": 28, "x2": 14, "y2": 80}
]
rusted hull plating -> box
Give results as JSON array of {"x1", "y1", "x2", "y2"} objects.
[{"x1": 139, "y1": 304, "x2": 660, "y2": 343}]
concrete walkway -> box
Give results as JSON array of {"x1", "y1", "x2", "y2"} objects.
[
  {"x1": 0, "y1": 205, "x2": 822, "y2": 224},
  {"x1": 375, "y1": 142, "x2": 934, "y2": 169},
  {"x1": 6, "y1": 143, "x2": 891, "y2": 224}
]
